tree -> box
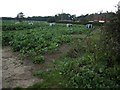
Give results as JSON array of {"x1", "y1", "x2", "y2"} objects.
[
  {"x1": 16, "y1": 12, "x2": 24, "y2": 22},
  {"x1": 114, "y1": 4, "x2": 120, "y2": 63},
  {"x1": 47, "y1": 16, "x2": 55, "y2": 23},
  {"x1": 71, "y1": 15, "x2": 76, "y2": 21},
  {"x1": 103, "y1": 2, "x2": 120, "y2": 65}
]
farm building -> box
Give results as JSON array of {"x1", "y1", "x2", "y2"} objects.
[{"x1": 94, "y1": 13, "x2": 110, "y2": 23}]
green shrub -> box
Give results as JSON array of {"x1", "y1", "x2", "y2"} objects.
[{"x1": 32, "y1": 55, "x2": 45, "y2": 64}]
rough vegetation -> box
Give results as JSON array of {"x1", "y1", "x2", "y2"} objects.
[
  {"x1": 2, "y1": 10, "x2": 120, "y2": 88},
  {"x1": 2, "y1": 22, "x2": 89, "y2": 64}
]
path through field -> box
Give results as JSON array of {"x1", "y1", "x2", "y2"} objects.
[
  {"x1": 2, "y1": 47, "x2": 41, "y2": 88},
  {"x1": 2, "y1": 44, "x2": 70, "y2": 88}
]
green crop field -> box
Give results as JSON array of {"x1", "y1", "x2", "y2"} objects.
[
  {"x1": 2, "y1": 20, "x2": 120, "y2": 88},
  {"x1": 2, "y1": 20, "x2": 90, "y2": 63}
]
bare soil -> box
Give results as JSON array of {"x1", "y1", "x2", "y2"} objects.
[
  {"x1": 2, "y1": 47, "x2": 41, "y2": 88},
  {"x1": 2, "y1": 44, "x2": 70, "y2": 88}
]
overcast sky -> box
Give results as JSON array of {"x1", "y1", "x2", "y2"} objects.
[{"x1": 0, "y1": 0, "x2": 120, "y2": 17}]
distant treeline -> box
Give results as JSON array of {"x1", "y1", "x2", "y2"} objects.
[
  {"x1": 2, "y1": 16, "x2": 49, "y2": 21},
  {"x1": 2, "y1": 12, "x2": 115, "y2": 25}
]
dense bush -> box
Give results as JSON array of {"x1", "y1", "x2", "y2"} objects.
[
  {"x1": 101, "y1": 8, "x2": 120, "y2": 65},
  {"x1": 56, "y1": 30, "x2": 120, "y2": 88}
]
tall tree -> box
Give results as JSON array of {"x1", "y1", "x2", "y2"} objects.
[
  {"x1": 103, "y1": 2, "x2": 120, "y2": 65},
  {"x1": 16, "y1": 12, "x2": 24, "y2": 22}
]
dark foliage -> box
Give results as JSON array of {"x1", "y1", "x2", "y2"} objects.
[{"x1": 103, "y1": 8, "x2": 120, "y2": 65}]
